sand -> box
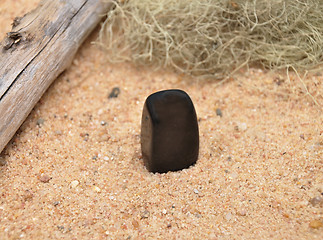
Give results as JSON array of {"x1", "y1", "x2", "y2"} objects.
[{"x1": 0, "y1": 1, "x2": 322, "y2": 239}]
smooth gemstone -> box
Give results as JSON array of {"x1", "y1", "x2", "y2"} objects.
[{"x1": 141, "y1": 89, "x2": 199, "y2": 173}]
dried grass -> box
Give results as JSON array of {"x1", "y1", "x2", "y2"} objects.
[{"x1": 98, "y1": 0, "x2": 323, "y2": 82}]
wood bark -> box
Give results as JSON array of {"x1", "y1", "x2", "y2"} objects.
[{"x1": 0, "y1": 0, "x2": 113, "y2": 153}]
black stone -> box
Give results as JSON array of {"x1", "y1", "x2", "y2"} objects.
[{"x1": 141, "y1": 89, "x2": 199, "y2": 173}]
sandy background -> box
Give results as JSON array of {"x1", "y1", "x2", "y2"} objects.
[{"x1": 0, "y1": 0, "x2": 322, "y2": 239}]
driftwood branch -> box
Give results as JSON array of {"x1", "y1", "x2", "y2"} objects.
[{"x1": 0, "y1": 0, "x2": 113, "y2": 153}]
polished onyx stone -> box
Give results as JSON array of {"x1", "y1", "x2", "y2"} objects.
[{"x1": 141, "y1": 89, "x2": 199, "y2": 173}]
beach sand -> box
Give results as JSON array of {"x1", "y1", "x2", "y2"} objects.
[{"x1": 0, "y1": 1, "x2": 322, "y2": 239}]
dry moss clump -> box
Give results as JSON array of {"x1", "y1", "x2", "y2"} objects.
[{"x1": 99, "y1": 0, "x2": 323, "y2": 79}]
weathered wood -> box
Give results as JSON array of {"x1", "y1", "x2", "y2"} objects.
[{"x1": 0, "y1": 0, "x2": 113, "y2": 153}]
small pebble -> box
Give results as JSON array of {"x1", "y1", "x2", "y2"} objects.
[
  {"x1": 237, "y1": 209, "x2": 247, "y2": 216},
  {"x1": 108, "y1": 87, "x2": 121, "y2": 98},
  {"x1": 70, "y1": 180, "x2": 79, "y2": 188},
  {"x1": 132, "y1": 220, "x2": 139, "y2": 229},
  {"x1": 236, "y1": 122, "x2": 247, "y2": 131},
  {"x1": 53, "y1": 201, "x2": 60, "y2": 206},
  {"x1": 22, "y1": 190, "x2": 34, "y2": 201},
  {"x1": 36, "y1": 118, "x2": 45, "y2": 126},
  {"x1": 100, "y1": 121, "x2": 107, "y2": 126},
  {"x1": 141, "y1": 209, "x2": 150, "y2": 219},
  {"x1": 193, "y1": 189, "x2": 199, "y2": 194},
  {"x1": 282, "y1": 213, "x2": 289, "y2": 218},
  {"x1": 216, "y1": 108, "x2": 223, "y2": 117},
  {"x1": 162, "y1": 209, "x2": 167, "y2": 215},
  {"x1": 0, "y1": 157, "x2": 7, "y2": 166},
  {"x1": 57, "y1": 226, "x2": 65, "y2": 231},
  {"x1": 93, "y1": 186, "x2": 101, "y2": 193},
  {"x1": 309, "y1": 196, "x2": 323, "y2": 207},
  {"x1": 80, "y1": 133, "x2": 89, "y2": 141},
  {"x1": 225, "y1": 213, "x2": 232, "y2": 221},
  {"x1": 309, "y1": 220, "x2": 323, "y2": 229},
  {"x1": 109, "y1": 195, "x2": 115, "y2": 200},
  {"x1": 273, "y1": 77, "x2": 284, "y2": 86},
  {"x1": 39, "y1": 174, "x2": 51, "y2": 183},
  {"x1": 55, "y1": 130, "x2": 63, "y2": 135}
]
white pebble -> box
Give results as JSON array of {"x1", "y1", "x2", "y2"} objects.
[
  {"x1": 98, "y1": 109, "x2": 103, "y2": 115},
  {"x1": 70, "y1": 180, "x2": 79, "y2": 188},
  {"x1": 225, "y1": 213, "x2": 232, "y2": 221},
  {"x1": 238, "y1": 122, "x2": 247, "y2": 131},
  {"x1": 93, "y1": 186, "x2": 101, "y2": 193}
]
